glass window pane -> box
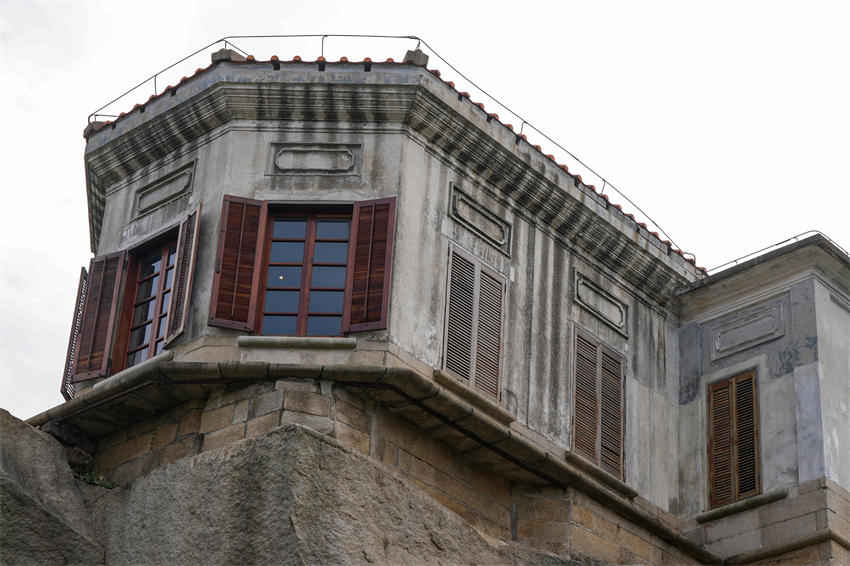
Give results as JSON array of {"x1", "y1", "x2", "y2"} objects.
[
  {"x1": 273, "y1": 219, "x2": 307, "y2": 239},
  {"x1": 136, "y1": 275, "x2": 159, "y2": 300},
  {"x1": 311, "y1": 266, "x2": 346, "y2": 288},
  {"x1": 267, "y1": 266, "x2": 302, "y2": 288},
  {"x1": 132, "y1": 299, "x2": 155, "y2": 326},
  {"x1": 316, "y1": 219, "x2": 350, "y2": 239},
  {"x1": 265, "y1": 290, "x2": 300, "y2": 313},
  {"x1": 313, "y1": 242, "x2": 348, "y2": 264},
  {"x1": 161, "y1": 291, "x2": 171, "y2": 313},
  {"x1": 127, "y1": 348, "x2": 149, "y2": 368},
  {"x1": 129, "y1": 323, "x2": 151, "y2": 350},
  {"x1": 164, "y1": 266, "x2": 174, "y2": 290},
  {"x1": 157, "y1": 316, "x2": 168, "y2": 339},
  {"x1": 308, "y1": 291, "x2": 344, "y2": 313},
  {"x1": 139, "y1": 254, "x2": 162, "y2": 279},
  {"x1": 262, "y1": 315, "x2": 297, "y2": 335},
  {"x1": 307, "y1": 316, "x2": 342, "y2": 336},
  {"x1": 155, "y1": 341, "x2": 164, "y2": 355},
  {"x1": 270, "y1": 241, "x2": 304, "y2": 263},
  {"x1": 167, "y1": 246, "x2": 176, "y2": 267}
]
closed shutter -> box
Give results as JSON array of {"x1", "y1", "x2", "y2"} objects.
[
  {"x1": 600, "y1": 350, "x2": 624, "y2": 478},
  {"x1": 443, "y1": 247, "x2": 504, "y2": 400},
  {"x1": 343, "y1": 197, "x2": 396, "y2": 332},
  {"x1": 735, "y1": 371, "x2": 760, "y2": 499},
  {"x1": 209, "y1": 196, "x2": 267, "y2": 330},
  {"x1": 573, "y1": 334, "x2": 599, "y2": 462},
  {"x1": 61, "y1": 267, "x2": 88, "y2": 399},
  {"x1": 72, "y1": 252, "x2": 126, "y2": 382},
  {"x1": 164, "y1": 204, "x2": 202, "y2": 346},
  {"x1": 708, "y1": 379, "x2": 735, "y2": 508}
]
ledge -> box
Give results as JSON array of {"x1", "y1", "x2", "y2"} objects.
[
  {"x1": 237, "y1": 336, "x2": 357, "y2": 349},
  {"x1": 564, "y1": 450, "x2": 639, "y2": 499},
  {"x1": 725, "y1": 527, "x2": 850, "y2": 564},
  {"x1": 695, "y1": 487, "x2": 788, "y2": 524},
  {"x1": 433, "y1": 370, "x2": 515, "y2": 425}
]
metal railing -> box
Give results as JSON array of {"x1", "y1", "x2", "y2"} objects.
[
  {"x1": 706, "y1": 230, "x2": 848, "y2": 274},
  {"x1": 87, "y1": 34, "x2": 690, "y2": 258}
]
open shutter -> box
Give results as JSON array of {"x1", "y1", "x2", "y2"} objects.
[
  {"x1": 164, "y1": 204, "x2": 202, "y2": 346},
  {"x1": 71, "y1": 252, "x2": 126, "y2": 382},
  {"x1": 342, "y1": 197, "x2": 396, "y2": 332},
  {"x1": 709, "y1": 379, "x2": 734, "y2": 508},
  {"x1": 573, "y1": 333, "x2": 599, "y2": 462},
  {"x1": 600, "y1": 350, "x2": 624, "y2": 479},
  {"x1": 209, "y1": 195, "x2": 266, "y2": 330},
  {"x1": 61, "y1": 268, "x2": 88, "y2": 400},
  {"x1": 734, "y1": 371, "x2": 760, "y2": 499},
  {"x1": 444, "y1": 251, "x2": 476, "y2": 381},
  {"x1": 474, "y1": 269, "x2": 502, "y2": 399}
]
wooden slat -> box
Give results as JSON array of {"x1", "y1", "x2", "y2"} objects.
[
  {"x1": 735, "y1": 371, "x2": 760, "y2": 498},
  {"x1": 209, "y1": 196, "x2": 266, "y2": 330},
  {"x1": 600, "y1": 350, "x2": 624, "y2": 479},
  {"x1": 709, "y1": 379, "x2": 734, "y2": 508},
  {"x1": 444, "y1": 251, "x2": 475, "y2": 381},
  {"x1": 61, "y1": 267, "x2": 88, "y2": 399},
  {"x1": 164, "y1": 204, "x2": 201, "y2": 346},
  {"x1": 574, "y1": 333, "x2": 599, "y2": 462},
  {"x1": 474, "y1": 269, "x2": 503, "y2": 399},
  {"x1": 72, "y1": 251, "x2": 125, "y2": 382},
  {"x1": 343, "y1": 197, "x2": 396, "y2": 332}
]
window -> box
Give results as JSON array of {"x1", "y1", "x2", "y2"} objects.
[
  {"x1": 61, "y1": 206, "x2": 201, "y2": 399},
  {"x1": 572, "y1": 330, "x2": 624, "y2": 480},
  {"x1": 442, "y1": 246, "x2": 504, "y2": 400},
  {"x1": 708, "y1": 370, "x2": 761, "y2": 508},
  {"x1": 208, "y1": 195, "x2": 396, "y2": 336}
]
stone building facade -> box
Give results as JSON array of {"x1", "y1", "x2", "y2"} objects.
[{"x1": 20, "y1": 48, "x2": 849, "y2": 564}]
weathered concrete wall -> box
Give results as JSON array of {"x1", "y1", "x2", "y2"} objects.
[{"x1": 814, "y1": 279, "x2": 850, "y2": 492}]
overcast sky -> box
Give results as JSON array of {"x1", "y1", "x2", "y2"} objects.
[{"x1": 1, "y1": 1, "x2": 848, "y2": 420}]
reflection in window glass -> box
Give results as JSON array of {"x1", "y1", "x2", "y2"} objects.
[
  {"x1": 263, "y1": 315, "x2": 297, "y2": 335},
  {"x1": 270, "y1": 241, "x2": 305, "y2": 263},
  {"x1": 313, "y1": 242, "x2": 348, "y2": 264},
  {"x1": 311, "y1": 266, "x2": 346, "y2": 288},
  {"x1": 309, "y1": 291, "x2": 344, "y2": 313},
  {"x1": 316, "y1": 219, "x2": 350, "y2": 239},
  {"x1": 307, "y1": 316, "x2": 342, "y2": 336},
  {"x1": 267, "y1": 266, "x2": 303, "y2": 288},
  {"x1": 273, "y1": 219, "x2": 307, "y2": 239},
  {"x1": 265, "y1": 290, "x2": 300, "y2": 313}
]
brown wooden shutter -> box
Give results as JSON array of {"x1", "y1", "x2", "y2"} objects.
[
  {"x1": 444, "y1": 251, "x2": 476, "y2": 381},
  {"x1": 61, "y1": 267, "x2": 88, "y2": 399},
  {"x1": 209, "y1": 196, "x2": 266, "y2": 331},
  {"x1": 573, "y1": 333, "x2": 599, "y2": 463},
  {"x1": 71, "y1": 252, "x2": 126, "y2": 382},
  {"x1": 474, "y1": 269, "x2": 502, "y2": 399},
  {"x1": 164, "y1": 204, "x2": 202, "y2": 346},
  {"x1": 708, "y1": 378, "x2": 735, "y2": 508},
  {"x1": 734, "y1": 371, "x2": 760, "y2": 499},
  {"x1": 600, "y1": 350, "x2": 624, "y2": 479},
  {"x1": 343, "y1": 197, "x2": 396, "y2": 332}
]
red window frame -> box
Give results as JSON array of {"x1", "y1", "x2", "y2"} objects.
[{"x1": 257, "y1": 208, "x2": 352, "y2": 336}]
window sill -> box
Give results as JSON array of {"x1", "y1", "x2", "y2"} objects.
[
  {"x1": 695, "y1": 487, "x2": 788, "y2": 523},
  {"x1": 433, "y1": 370, "x2": 515, "y2": 425},
  {"x1": 563, "y1": 450, "x2": 638, "y2": 499},
  {"x1": 237, "y1": 336, "x2": 357, "y2": 350}
]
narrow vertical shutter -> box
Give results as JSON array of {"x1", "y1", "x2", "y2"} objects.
[
  {"x1": 734, "y1": 371, "x2": 760, "y2": 498},
  {"x1": 343, "y1": 197, "x2": 396, "y2": 332},
  {"x1": 61, "y1": 267, "x2": 88, "y2": 399},
  {"x1": 164, "y1": 204, "x2": 202, "y2": 346},
  {"x1": 72, "y1": 251, "x2": 126, "y2": 382},
  {"x1": 209, "y1": 195, "x2": 266, "y2": 330},
  {"x1": 444, "y1": 252, "x2": 476, "y2": 381},
  {"x1": 600, "y1": 350, "x2": 624, "y2": 479},
  {"x1": 709, "y1": 379, "x2": 734, "y2": 508},
  {"x1": 474, "y1": 270, "x2": 502, "y2": 399},
  {"x1": 573, "y1": 334, "x2": 599, "y2": 462}
]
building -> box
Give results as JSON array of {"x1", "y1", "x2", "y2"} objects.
[{"x1": 22, "y1": 48, "x2": 850, "y2": 564}]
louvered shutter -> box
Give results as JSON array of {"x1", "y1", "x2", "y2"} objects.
[
  {"x1": 709, "y1": 379, "x2": 735, "y2": 508},
  {"x1": 445, "y1": 252, "x2": 476, "y2": 381},
  {"x1": 573, "y1": 334, "x2": 599, "y2": 462},
  {"x1": 600, "y1": 350, "x2": 624, "y2": 479},
  {"x1": 735, "y1": 371, "x2": 760, "y2": 499},
  {"x1": 209, "y1": 196, "x2": 266, "y2": 330},
  {"x1": 71, "y1": 252, "x2": 126, "y2": 382},
  {"x1": 61, "y1": 268, "x2": 88, "y2": 399},
  {"x1": 343, "y1": 197, "x2": 396, "y2": 332},
  {"x1": 474, "y1": 270, "x2": 502, "y2": 398},
  {"x1": 164, "y1": 204, "x2": 202, "y2": 346}
]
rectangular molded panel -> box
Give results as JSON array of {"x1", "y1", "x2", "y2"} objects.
[{"x1": 266, "y1": 143, "x2": 362, "y2": 176}]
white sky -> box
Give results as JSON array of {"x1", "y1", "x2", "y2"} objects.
[{"x1": 1, "y1": 1, "x2": 848, "y2": 420}]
